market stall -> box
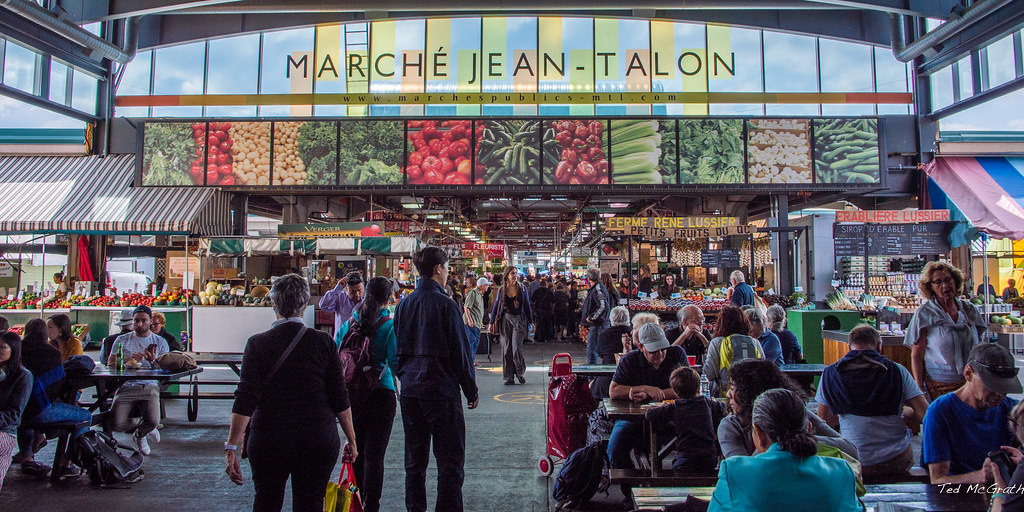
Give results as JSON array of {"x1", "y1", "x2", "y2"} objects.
[
  {"x1": 193, "y1": 234, "x2": 422, "y2": 353},
  {"x1": 0, "y1": 154, "x2": 232, "y2": 343}
]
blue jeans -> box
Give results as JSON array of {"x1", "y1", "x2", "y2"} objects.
[
  {"x1": 586, "y1": 324, "x2": 606, "y2": 364},
  {"x1": 465, "y1": 325, "x2": 480, "y2": 359},
  {"x1": 608, "y1": 419, "x2": 644, "y2": 469},
  {"x1": 17, "y1": 402, "x2": 92, "y2": 455}
]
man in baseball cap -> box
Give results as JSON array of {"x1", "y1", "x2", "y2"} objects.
[
  {"x1": 607, "y1": 322, "x2": 689, "y2": 470},
  {"x1": 922, "y1": 343, "x2": 1021, "y2": 485}
]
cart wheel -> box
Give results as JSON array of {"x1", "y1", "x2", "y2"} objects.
[
  {"x1": 187, "y1": 382, "x2": 198, "y2": 422},
  {"x1": 538, "y1": 455, "x2": 554, "y2": 477}
]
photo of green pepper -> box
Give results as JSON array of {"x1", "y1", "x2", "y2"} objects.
[{"x1": 813, "y1": 118, "x2": 880, "y2": 183}]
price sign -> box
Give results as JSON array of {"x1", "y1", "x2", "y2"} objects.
[
  {"x1": 650, "y1": 291, "x2": 659, "y2": 299},
  {"x1": 618, "y1": 298, "x2": 628, "y2": 305},
  {"x1": 638, "y1": 292, "x2": 648, "y2": 299},
  {"x1": 671, "y1": 293, "x2": 681, "y2": 299}
]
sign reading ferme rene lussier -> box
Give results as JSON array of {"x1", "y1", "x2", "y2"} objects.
[{"x1": 605, "y1": 216, "x2": 752, "y2": 239}]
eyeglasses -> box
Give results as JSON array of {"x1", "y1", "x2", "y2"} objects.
[
  {"x1": 972, "y1": 360, "x2": 1020, "y2": 378},
  {"x1": 929, "y1": 278, "x2": 955, "y2": 286}
]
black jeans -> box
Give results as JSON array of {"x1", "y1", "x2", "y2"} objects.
[
  {"x1": 401, "y1": 395, "x2": 466, "y2": 512},
  {"x1": 247, "y1": 417, "x2": 340, "y2": 512},
  {"x1": 351, "y1": 388, "x2": 397, "y2": 512}
]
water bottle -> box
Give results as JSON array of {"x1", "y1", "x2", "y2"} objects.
[{"x1": 700, "y1": 374, "x2": 710, "y2": 397}]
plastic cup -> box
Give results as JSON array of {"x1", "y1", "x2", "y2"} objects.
[{"x1": 687, "y1": 355, "x2": 697, "y2": 366}]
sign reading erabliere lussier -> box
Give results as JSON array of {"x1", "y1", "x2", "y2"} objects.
[{"x1": 835, "y1": 210, "x2": 950, "y2": 223}]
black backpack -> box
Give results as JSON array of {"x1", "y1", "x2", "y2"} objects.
[
  {"x1": 72, "y1": 430, "x2": 145, "y2": 487},
  {"x1": 552, "y1": 440, "x2": 609, "y2": 510},
  {"x1": 338, "y1": 316, "x2": 389, "y2": 404}
]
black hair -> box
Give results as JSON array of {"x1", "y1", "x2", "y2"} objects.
[
  {"x1": 48, "y1": 313, "x2": 74, "y2": 342},
  {"x1": 0, "y1": 315, "x2": 7, "y2": 332},
  {"x1": 0, "y1": 331, "x2": 23, "y2": 373},
  {"x1": 752, "y1": 388, "x2": 818, "y2": 458},
  {"x1": 22, "y1": 318, "x2": 48, "y2": 347},
  {"x1": 729, "y1": 359, "x2": 804, "y2": 426},
  {"x1": 355, "y1": 277, "x2": 393, "y2": 338},
  {"x1": 346, "y1": 271, "x2": 364, "y2": 286},
  {"x1": 413, "y1": 247, "x2": 448, "y2": 278}
]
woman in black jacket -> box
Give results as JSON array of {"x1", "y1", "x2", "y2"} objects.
[{"x1": 225, "y1": 274, "x2": 357, "y2": 512}]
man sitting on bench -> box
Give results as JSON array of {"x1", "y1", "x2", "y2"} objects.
[
  {"x1": 107, "y1": 306, "x2": 169, "y2": 456},
  {"x1": 608, "y1": 323, "x2": 687, "y2": 470},
  {"x1": 816, "y1": 325, "x2": 928, "y2": 477},
  {"x1": 922, "y1": 343, "x2": 1020, "y2": 484}
]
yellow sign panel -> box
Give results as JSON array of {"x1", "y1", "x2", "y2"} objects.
[{"x1": 606, "y1": 217, "x2": 751, "y2": 239}]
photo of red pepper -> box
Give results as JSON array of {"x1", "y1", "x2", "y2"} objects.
[
  {"x1": 406, "y1": 119, "x2": 474, "y2": 185},
  {"x1": 542, "y1": 119, "x2": 609, "y2": 184}
]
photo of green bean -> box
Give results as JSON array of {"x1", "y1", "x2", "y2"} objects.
[
  {"x1": 813, "y1": 118, "x2": 880, "y2": 183},
  {"x1": 477, "y1": 120, "x2": 541, "y2": 185}
]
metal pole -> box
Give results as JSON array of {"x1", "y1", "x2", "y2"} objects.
[
  {"x1": 40, "y1": 234, "x2": 45, "y2": 318},
  {"x1": 982, "y1": 233, "x2": 990, "y2": 328}
]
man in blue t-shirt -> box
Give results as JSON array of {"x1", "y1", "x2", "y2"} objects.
[
  {"x1": 607, "y1": 323, "x2": 687, "y2": 469},
  {"x1": 728, "y1": 270, "x2": 755, "y2": 307},
  {"x1": 922, "y1": 343, "x2": 1021, "y2": 484}
]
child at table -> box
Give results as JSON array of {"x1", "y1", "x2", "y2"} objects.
[{"x1": 645, "y1": 366, "x2": 727, "y2": 472}]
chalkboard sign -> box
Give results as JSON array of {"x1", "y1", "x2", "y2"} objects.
[
  {"x1": 701, "y1": 249, "x2": 740, "y2": 267},
  {"x1": 833, "y1": 222, "x2": 950, "y2": 257}
]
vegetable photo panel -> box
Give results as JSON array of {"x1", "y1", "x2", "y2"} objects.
[
  {"x1": 609, "y1": 120, "x2": 677, "y2": 185},
  {"x1": 813, "y1": 118, "x2": 880, "y2": 184},
  {"x1": 273, "y1": 121, "x2": 338, "y2": 186},
  {"x1": 476, "y1": 120, "x2": 541, "y2": 185},
  {"x1": 677, "y1": 119, "x2": 745, "y2": 184},
  {"x1": 338, "y1": 120, "x2": 404, "y2": 186},
  {"x1": 406, "y1": 120, "x2": 473, "y2": 185},
  {"x1": 543, "y1": 119, "x2": 609, "y2": 185},
  {"x1": 225, "y1": 121, "x2": 271, "y2": 186},
  {"x1": 142, "y1": 122, "x2": 203, "y2": 186},
  {"x1": 746, "y1": 119, "x2": 813, "y2": 184}
]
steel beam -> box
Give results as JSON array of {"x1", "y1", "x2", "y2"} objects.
[
  {"x1": 915, "y1": 1, "x2": 1024, "y2": 75},
  {"x1": 0, "y1": 8, "x2": 107, "y2": 76},
  {"x1": 804, "y1": 0, "x2": 958, "y2": 18},
  {"x1": 0, "y1": 81, "x2": 99, "y2": 121},
  {"x1": 927, "y1": 73, "x2": 1024, "y2": 119}
]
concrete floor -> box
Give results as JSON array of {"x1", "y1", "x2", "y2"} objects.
[{"x1": 0, "y1": 340, "x2": 630, "y2": 512}]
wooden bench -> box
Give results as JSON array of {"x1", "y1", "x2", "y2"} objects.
[
  {"x1": 28, "y1": 419, "x2": 91, "y2": 483},
  {"x1": 609, "y1": 468, "x2": 718, "y2": 488},
  {"x1": 862, "y1": 466, "x2": 930, "y2": 485}
]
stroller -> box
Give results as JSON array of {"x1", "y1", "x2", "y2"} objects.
[{"x1": 539, "y1": 353, "x2": 598, "y2": 476}]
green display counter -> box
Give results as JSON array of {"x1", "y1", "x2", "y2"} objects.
[{"x1": 786, "y1": 309, "x2": 864, "y2": 364}]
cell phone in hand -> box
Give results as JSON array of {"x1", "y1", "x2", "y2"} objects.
[
  {"x1": 147, "y1": 344, "x2": 158, "y2": 352},
  {"x1": 988, "y1": 449, "x2": 1013, "y2": 483}
]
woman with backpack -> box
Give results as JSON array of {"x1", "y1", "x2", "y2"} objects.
[
  {"x1": 334, "y1": 276, "x2": 397, "y2": 512},
  {"x1": 702, "y1": 306, "x2": 764, "y2": 398}
]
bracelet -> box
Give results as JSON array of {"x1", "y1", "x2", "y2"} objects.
[
  {"x1": 993, "y1": 493, "x2": 1007, "y2": 501},
  {"x1": 224, "y1": 442, "x2": 239, "y2": 452}
]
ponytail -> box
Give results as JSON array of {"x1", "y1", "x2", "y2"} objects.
[
  {"x1": 751, "y1": 388, "x2": 817, "y2": 458},
  {"x1": 355, "y1": 277, "x2": 392, "y2": 338}
]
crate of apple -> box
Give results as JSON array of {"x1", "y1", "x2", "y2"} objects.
[
  {"x1": 190, "y1": 122, "x2": 236, "y2": 186},
  {"x1": 121, "y1": 293, "x2": 156, "y2": 308}
]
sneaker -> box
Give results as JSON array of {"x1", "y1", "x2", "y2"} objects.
[
  {"x1": 54, "y1": 464, "x2": 81, "y2": 480},
  {"x1": 146, "y1": 428, "x2": 161, "y2": 446},
  {"x1": 134, "y1": 432, "x2": 151, "y2": 456},
  {"x1": 20, "y1": 460, "x2": 51, "y2": 477},
  {"x1": 504, "y1": 379, "x2": 515, "y2": 385},
  {"x1": 517, "y1": 374, "x2": 526, "y2": 384}
]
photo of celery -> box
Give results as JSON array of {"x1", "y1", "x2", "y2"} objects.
[{"x1": 610, "y1": 120, "x2": 671, "y2": 184}]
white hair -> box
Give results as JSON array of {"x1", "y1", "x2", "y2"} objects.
[{"x1": 730, "y1": 270, "x2": 746, "y2": 284}]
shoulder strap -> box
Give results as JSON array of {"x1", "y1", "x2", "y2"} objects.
[{"x1": 267, "y1": 325, "x2": 307, "y2": 382}]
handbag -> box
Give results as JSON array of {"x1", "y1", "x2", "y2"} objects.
[
  {"x1": 155, "y1": 351, "x2": 197, "y2": 372},
  {"x1": 241, "y1": 325, "x2": 307, "y2": 459},
  {"x1": 324, "y1": 462, "x2": 364, "y2": 512}
]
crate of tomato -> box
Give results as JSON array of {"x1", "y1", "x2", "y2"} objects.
[{"x1": 406, "y1": 120, "x2": 473, "y2": 185}]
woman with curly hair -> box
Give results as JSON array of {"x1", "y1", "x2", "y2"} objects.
[
  {"x1": 903, "y1": 261, "x2": 985, "y2": 401},
  {"x1": 717, "y1": 359, "x2": 857, "y2": 459}
]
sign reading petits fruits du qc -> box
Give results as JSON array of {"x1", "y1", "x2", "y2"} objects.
[
  {"x1": 277, "y1": 223, "x2": 382, "y2": 239},
  {"x1": 606, "y1": 216, "x2": 753, "y2": 239},
  {"x1": 834, "y1": 210, "x2": 951, "y2": 223}
]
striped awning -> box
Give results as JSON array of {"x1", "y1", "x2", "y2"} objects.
[
  {"x1": 925, "y1": 157, "x2": 1024, "y2": 241},
  {"x1": 0, "y1": 155, "x2": 232, "y2": 235},
  {"x1": 199, "y1": 237, "x2": 422, "y2": 257}
]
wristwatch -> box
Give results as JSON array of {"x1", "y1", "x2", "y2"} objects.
[{"x1": 224, "y1": 442, "x2": 239, "y2": 452}]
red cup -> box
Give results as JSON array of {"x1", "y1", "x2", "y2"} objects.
[{"x1": 687, "y1": 355, "x2": 697, "y2": 366}]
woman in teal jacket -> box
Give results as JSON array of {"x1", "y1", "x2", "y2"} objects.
[
  {"x1": 709, "y1": 388, "x2": 861, "y2": 512},
  {"x1": 335, "y1": 277, "x2": 397, "y2": 512}
]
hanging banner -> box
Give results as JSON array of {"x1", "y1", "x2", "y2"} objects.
[
  {"x1": 606, "y1": 216, "x2": 751, "y2": 239},
  {"x1": 278, "y1": 222, "x2": 379, "y2": 239},
  {"x1": 835, "y1": 209, "x2": 950, "y2": 223},
  {"x1": 461, "y1": 243, "x2": 507, "y2": 259}
]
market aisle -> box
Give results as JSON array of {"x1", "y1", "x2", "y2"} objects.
[{"x1": 0, "y1": 341, "x2": 629, "y2": 512}]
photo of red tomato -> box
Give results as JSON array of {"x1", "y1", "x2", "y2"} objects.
[{"x1": 405, "y1": 120, "x2": 474, "y2": 185}]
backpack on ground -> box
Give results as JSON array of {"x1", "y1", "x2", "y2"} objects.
[
  {"x1": 338, "y1": 316, "x2": 389, "y2": 404},
  {"x1": 72, "y1": 430, "x2": 145, "y2": 487},
  {"x1": 553, "y1": 440, "x2": 609, "y2": 510}
]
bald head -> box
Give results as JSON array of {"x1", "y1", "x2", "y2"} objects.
[{"x1": 679, "y1": 304, "x2": 704, "y2": 327}]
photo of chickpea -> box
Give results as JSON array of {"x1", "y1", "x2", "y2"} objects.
[
  {"x1": 228, "y1": 122, "x2": 271, "y2": 186},
  {"x1": 272, "y1": 121, "x2": 309, "y2": 186}
]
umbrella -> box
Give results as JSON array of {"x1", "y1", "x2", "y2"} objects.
[{"x1": 77, "y1": 236, "x2": 94, "y2": 281}]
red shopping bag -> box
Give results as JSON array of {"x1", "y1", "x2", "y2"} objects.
[{"x1": 325, "y1": 462, "x2": 364, "y2": 512}]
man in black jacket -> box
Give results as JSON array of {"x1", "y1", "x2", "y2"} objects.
[
  {"x1": 581, "y1": 268, "x2": 612, "y2": 364},
  {"x1": 395, "y1": 247, "x2": 479, "y2": 512}
]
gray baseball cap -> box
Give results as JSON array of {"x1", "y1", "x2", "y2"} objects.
[
  {"x1": 638, "y1": 323, "x2": 670, "y2": 352},
  {"x1": 115, "y1": 309, "x2": 134, "y2": 327}
]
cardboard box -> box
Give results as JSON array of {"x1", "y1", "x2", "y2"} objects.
[{"x1": 211, "y1": 268, "x2": 239, "y2": 279}]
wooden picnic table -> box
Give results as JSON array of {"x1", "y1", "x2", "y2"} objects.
[
  {"x1": 167, "y1": 353, "x2": 245, "y2": 421},
  {"x1": 632, "y1": 483, "x2": 989, "y2": 511},
  {"x1": 553, "y1": 363, "x2": 825, "y2": 379},
  {"x1": 67, "y1": 366, "x2": 204, "y2": 422}
]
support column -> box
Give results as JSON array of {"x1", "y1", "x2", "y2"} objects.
[{"x1": 772, "y1": 194, "x2": 794, "y2": 297}]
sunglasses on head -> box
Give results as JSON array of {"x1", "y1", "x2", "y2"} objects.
[{"x1": 973, "y1": 360, "x2": 1020, "y2": 378}]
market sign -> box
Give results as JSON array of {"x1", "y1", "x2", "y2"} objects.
[
  {"x1": 277, "y1": 222, "x2": 379, "y2": 239},
  {"x1": 606, "y1": 216, "x2": 752, "y2": 239},
  {"x1": 833, "y1": 222, "x2": 951, "y2": 256},
  {"x1": 835, "y1": 209, "x2": 950, "y2": 223},
  {"x1": 461, "y1": 243, "x2": 507, "y2": 259}
]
